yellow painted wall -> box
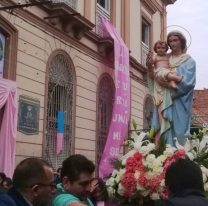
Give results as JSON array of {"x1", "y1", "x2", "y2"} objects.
[
  {"x1": 77, "y1": 0, "x2": 85, "y2": 16},
  {"x1": 153, "y1": 11, "x2": 162, "y2": 51},
  {"x1": 141, "y1": 6, "x2": 152, "y2": 20},
  {"x1": 0, "y1": 9, "x2": 116, "y2": 165},
  {"x1": 130, "y1": 0, "x2": 141, "y2": 62},
  {"x1": 1, "y1": 0, "x2": 166, "y2": 167},
  {"x1": 91, "y1": 0, "x2": 96, "y2": 32},
  {"x1": 156, "y1": 0, "x2": 163, "y2": 7},
  {"x1": 130, "y1": 78, "x2": 149, "y2": 130},
  {"x1": 115, "y1": 0, "x2": 122, "y2": 35}
]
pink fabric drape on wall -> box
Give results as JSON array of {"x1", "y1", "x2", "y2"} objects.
[
  {"x1": 0, "y1": 78, "x2": 17, "y2": 178},
  {"x1": 99, "y1": 18, "x2": 130, "y2": 178}
]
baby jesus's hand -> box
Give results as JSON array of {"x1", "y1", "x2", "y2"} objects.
[{"x1": 146, "y1": 51, "x2": 154, "y2": 68}]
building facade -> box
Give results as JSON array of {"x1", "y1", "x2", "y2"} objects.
[{"x1": 0, "y1": 0, "x2": 176, "y2": 171}]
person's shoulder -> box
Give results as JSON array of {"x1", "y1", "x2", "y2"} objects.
[
  {"x1": 87, "y1": 198, "x2": 94, "y2": 206},
  {"x1": 53, "y1": 193, "x2": 80, "y2": 206},
  {"x1": 187, "y1": 57, "x2": 195, "y2": 64},
  {"x1": 160, "y1": 195, "x2": 208, "y2": 206},
  {"x1": 0, "y1": 194, "x2": 11, "y2": 201},
  {"x1": 180, "y1": 56, "x2": 196, "y2": 68},
  {"x1": 185, "y1": 57, "x2": 196, "y2": 69},
  {"x1": 0, "y1": 193, "x2": 17, "y2": 206},
  {"x1": 0, "y1": 185, "x2": 8, "y2": 195},
  {"x1": 54, "y1": 193, "x2": 79, "y2": 201},
  {"x1": 158, "y1": 199, "x2": 175, "y2": 206}
]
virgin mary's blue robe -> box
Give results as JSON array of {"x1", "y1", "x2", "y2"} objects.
[{"x1": 149, "y1": 58, "x2": 196, "y2": 146}]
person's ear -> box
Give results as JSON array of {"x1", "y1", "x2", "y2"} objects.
[
  {"x1": 31, "y1": 185, "x2": 39, "y2": 197},
  {"x1": 62, "y1": 176, "x2": 71, "y2": 190}
]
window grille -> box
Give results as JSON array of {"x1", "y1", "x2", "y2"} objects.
[
  {"x1": 97, "y1": 76, "x2": 115, "y2": 174},
  {"x1": 142, "y1": 42, "x2": 149, "y2": 67},
  {"x1": 96, "y1": 1, "x2": 110, "y2": 37},
  {"x1": 45, "y1": 54, "x2": 73, "y2": 169},
  {"x1": 144, "y1": 96, "x2": 154, "y2": 129},
  {"x1": 97, "y1": 0, "x2": 110, "y2": 12},
  {"x1": 142, "y1": 21, "x2": 149, "y2": 67}
]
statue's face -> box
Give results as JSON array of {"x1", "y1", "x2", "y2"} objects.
[
  {"x1": 156, "y1": 42, "x2": 167, "y2": 56},
  {"x1": 168, "y1": 35, "x2": 182, "y2": 53}
]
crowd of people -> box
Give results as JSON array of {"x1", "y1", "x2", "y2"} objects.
[
  {"x1": 0, "y1": 155, "x2": 208, "y2": 206},
  {"x1": 0, "y1": 155, "x2": 108, "y2": 206}
]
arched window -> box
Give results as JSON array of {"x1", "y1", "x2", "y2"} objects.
[
  {"x1": 0, "y1": 16, "x2": 18, "y2": 128},
  {"x1": 97, "y1": 75, "x2": 115, "y2": 174},
  {"x1": 45, "y1": 53, "x2": 74, "y2": 169},
  {"x1": 0, "y1": 16, "x2": 18, "y2": 80},
  {"x1": 143, "y1": 95, "x2": 154, "y2": 129}
]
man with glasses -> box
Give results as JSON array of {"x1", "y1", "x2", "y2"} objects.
[
  {"x1": 0, "y1": 158, "x2": 56, "y2": 206},
  {"x1": 51, "y1": 154, "x2": 95, "y2": 206}
]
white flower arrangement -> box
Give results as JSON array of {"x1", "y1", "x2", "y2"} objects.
[{"x1": 106, "y1": 124, "x2": 208, "y2": 205}]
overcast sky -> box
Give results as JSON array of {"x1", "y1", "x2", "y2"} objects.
[{"x1": 167, "y1": 0, "x2": 208, "y2": 89}]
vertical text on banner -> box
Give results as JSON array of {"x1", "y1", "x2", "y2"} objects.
[{"x1": 99, "y1": 18, "x2": 130, "y2": 178}]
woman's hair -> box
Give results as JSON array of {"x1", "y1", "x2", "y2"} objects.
[
  {"x1": 97, "y1": 178, "x2": 107, "y2": 192},
  {"x1": 93, "y1": 178, "x2": 108, "y2": 201},
  {"x1": 167, "y1": 31, "x2": 187, "y2": 52},
  {"x1": 153, "y1": 40, "x2": 169, "y2": 53},
  {"x1": 57, "y1": 167, "x2": 62, "y2": 173},
  {"x1": 3, "y1": 177, "x2": 13, "y2": 188},
  {"x1": 0, "y1": 173, "x2": 6, "y2": 185}
]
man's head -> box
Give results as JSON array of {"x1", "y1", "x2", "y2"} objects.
[
  {"x1": 165, "y1": 158, "x2": 204, "y2": 195},
  {"x1": 0, "y1": 173, "x2": 6, "y2": 185},
  {"x1": 154, "y1": 40, "x2": 168, "y2": 55},
  {"x1": 167, "y1": 31, "x2": 187, "y2": 53},
  {"x1": 3, "y1": 177, "x2": 12, "y2": 188},
  {"x1": 57, "y1": 167, "x2": 62, "y2": 177},
  {"x1": 13, "y1": 158, "x2": 56, "y2": 206},
  {"x1": 57, "y1": 168, "x2": 62, "y2": 174},
  {"x1": 61, "y1": 154, "x2": 95, "y2": 201}
]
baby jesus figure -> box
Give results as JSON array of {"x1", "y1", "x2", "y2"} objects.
[{"x1": 151, "y1": 40, "x2": 183, "y2": 89}]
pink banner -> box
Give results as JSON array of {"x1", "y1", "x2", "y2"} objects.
[
  {"x1": 57, "y1": 133, "x2": 63, "y2": 154},
  {"x1": 99, "y1": 18, "x2": 130, "y2": 178},
  {"x1": 0, "y1": 78, "x2": 17, "y2": 178}
]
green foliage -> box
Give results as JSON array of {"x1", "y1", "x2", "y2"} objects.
[
  {"x1": 132, "y1": 119, "x2": 137, "y2": 130},
  {"x1": 198, "y1": 132, "x2": 204, "y2": 142},
  {"x1": 193, "y1": 132, "x2": 197, "y2": 138},
  {"x1": 192, "y1": 128, "x2": 207, "y2": 142},
  {"x1": 152, "y1": 136, "x2": 167, "y2": 157},
  {"x1": 202, "y1": 128, "x2": 207, "y2": 135},
  {"x1": 109, "y1": 158, "x2": 125, "y2": 170},
  {"x1": 194, "y1": 146, "x2": 208, "y2": 168},
  {"x1": 149, "y1": 126, "x2": 155, "y2": 137},
  {"x1": 142, "y1": 135, "x2": 155, "y2": 144}
]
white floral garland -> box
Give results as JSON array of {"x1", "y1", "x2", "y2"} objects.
[{"x1": 106, "y1": 131, "x2": 208, "y2": 203}]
